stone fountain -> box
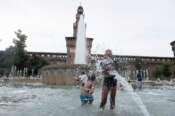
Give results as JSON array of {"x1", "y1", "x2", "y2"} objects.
[{"x1": 41, "y1": 6, "x2": 93, "y2": 85}]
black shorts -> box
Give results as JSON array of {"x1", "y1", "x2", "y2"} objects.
[{"x1": 103, "y1": 75, "x2": 117, "y2": 88}]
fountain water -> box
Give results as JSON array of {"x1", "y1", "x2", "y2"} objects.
[
  {"x1": 95, "y1": 57, "x2": 150, "y2": 115},
  {"x1": 111, "y1": 71, "x2": 151, "y2": 116},
  {"x1": 74, "y1": 13, "x2": 150, "y2": 115},
  {"x1": 41, "y1": 6, "x2": 90, "y2": 85},
  {"x1": 74, "y1": 14, "x2": 87, "y2": 64}
]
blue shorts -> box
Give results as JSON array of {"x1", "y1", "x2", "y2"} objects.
[{"x1": 80, "y1": 95, "x2": 94, "y2": 105}]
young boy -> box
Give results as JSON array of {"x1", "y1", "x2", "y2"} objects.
[{"x1": 80, "y1": 76, "x2": 95, "y2": 105}]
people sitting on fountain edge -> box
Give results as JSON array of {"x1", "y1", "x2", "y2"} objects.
[
  {"x1": 80, "y1": 74, "x2": 96, "y2": 105},
  {"x1": 99, "y1": 49, "x2": 117, "y2": 110}
]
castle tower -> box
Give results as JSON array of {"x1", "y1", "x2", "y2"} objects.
[
  {"x1": 170, "y1": 41, "x2": 175, "y2": 57},
  {"x1": 65, "y1": 6, "x2": 93, "y2": 64}
]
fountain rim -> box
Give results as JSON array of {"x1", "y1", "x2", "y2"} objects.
[{"x1": 41, "y1": 64, "x2": 90, "y2": 71}]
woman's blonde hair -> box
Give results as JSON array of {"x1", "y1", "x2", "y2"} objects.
[{"x1": 104, "y1": 49, "x2": 112, "y2": 58}]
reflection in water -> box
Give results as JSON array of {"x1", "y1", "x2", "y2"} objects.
[{"x1": 0, "y1": 85, "x2": 175, "y2": 116}]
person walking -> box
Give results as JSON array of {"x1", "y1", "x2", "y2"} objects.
[{"x1": 136, "y1": 70, "x2": 143, "y2": 90}]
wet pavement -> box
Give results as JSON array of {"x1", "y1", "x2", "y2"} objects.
[{"x1": 0, "y1": 84, "x2": 175, "y2": 116}]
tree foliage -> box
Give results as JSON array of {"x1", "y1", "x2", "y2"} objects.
[
  {"x1": 162, "y1": 64, "x2": 172, "y2": 78},
  {"x1": 13, "y1": 29, "x2": 28, "y2": 70},
  {"x1": 0, "y1": 46, "x2": 16, "y2": 76},
  {"x1": 154, "y1": 65, "x2": 163, "y2": 79},
  {"x1": 154, "y1": 63, "x2": 174, "y2": 80},
  {"x1": 26, "y1": 55, "x2": 48, "y2": 76},
  {"x1": 0, "y1": 29, "x2": 48, "y2": 76}
]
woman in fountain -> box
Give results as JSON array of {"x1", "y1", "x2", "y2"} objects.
[{"x1": 99, "y1": 49, "x2": 117, "y2": 110}]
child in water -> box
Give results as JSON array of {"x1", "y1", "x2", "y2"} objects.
[{"x1": 80, "y1": 74, "x2": 96, "y2": 105}]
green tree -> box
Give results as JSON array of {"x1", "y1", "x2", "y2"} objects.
[
  {"x1": 162, "y1": 63, "x2": 172, "y2": 79},
  {"x1": 170, "y1": 64, "x2": 175, "y2": 78},
  {"x1": 154, "y1": 63, "x2": 172, "y2": 80},
  {"x1": 26, "y1": 55, "x2": 48, "y2": 76},
  {"x1": 154, "y1": 65, "x2": 163, "y2": 79},
  {"x1": 0, "y1": 46, "x2": 16, "y2": 76},
  {"x1": 13, "y1": 29, "x2": 28, "y2": 70},
  {"x1": 0, "y1": 29, "x2": 48, "y2": 76}
]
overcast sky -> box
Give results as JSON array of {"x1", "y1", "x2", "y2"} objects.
[{"x1": 0, "y1": 0, "x2": 175, "y2": 57}]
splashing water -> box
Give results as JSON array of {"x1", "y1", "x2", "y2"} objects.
[
  {"x1": 112, "y1": 71, "x2": 151, "y2": 116},
  {"x1": 74, "y1": 14, "x2": 87, "y2": 64}
]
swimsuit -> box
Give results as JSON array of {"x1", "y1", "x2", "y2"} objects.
[
  {"x1": 80, "y1": 95, "x2": 94, "y2": 105},
  {"x1": 103, "y1": 75, "x2": 117, "y2": 88}
]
